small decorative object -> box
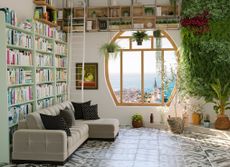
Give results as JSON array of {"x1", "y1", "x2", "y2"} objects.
[
  {"x1": 203, "y1": 114, "x2": 211, "y2": 128},
  {"x1": 132, "y1": 31, "x2": 149, "y2": 45},
  {"x1": 187, "y1": 103, "x2": 203, "y2": 125},
  {"x1": 123, "y1": 11, "x2": 129, "y2": 17},
  {"x1": 132, "y1": 114, "x2": 143, "y2": 128},
  {"x1": 76, "y1": 63, "x2": 98, "y2": 89},
  {"x1": 144, "y1": 7, "x2": 154, "y2": 16},
  {"x1": 100, "y1": 42, "x2": 120, "y2": 59},
  {"x1": 167, "y1": 116, "x2": 184, "y2": 134},
  {"x1": 150, "y1": 113, "x2": 154, "y2": 123},
  {"x1": 153, "y1": 29, "x2": 161, "y2": 38},
  {"x1": 210, "y1": 79, "x2": 230, "y2": 130},
  {"x1": 146, "y1": 22, "x2": 153, "y2": 28},
  {"x1": 91, "y1": 11, "x2": 96, "y2": 18},
  {"x1": 192, "y1": 112, "x2": 203, "y2": 125}
]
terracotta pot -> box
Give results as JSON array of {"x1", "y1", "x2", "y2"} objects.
[
  {"x1": 215, "y1": 115, "x2": 230, "y2": 130},
  {"x1": 132, "y1": 120, "x2": 143, "y2": 128},
  {"x1": 192, "y1": 112, "x2": 202, "y2": 125}
]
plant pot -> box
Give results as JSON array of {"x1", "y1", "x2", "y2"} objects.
[
  {"x1": 192, "y1": 112, "x2": 202, "y2": 125},
  {"x1": 132, "y1": 120, "x2": 143, "y2": 128},
  {"x1": 167, "y1": 117, "x2": 184, "y2": 134},
  {"x1": 215, "y1": 115, "x2": 230, "y2": 130},
  {"x1": 136, "y1": 39, "x2": 143, "y2": 45},
  {"x1": 203, "y1": 121, "x2": 210, "y2": 128}
]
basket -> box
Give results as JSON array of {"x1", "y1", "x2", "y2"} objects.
[{"x1": 167, "y1": 117, "x2": 184, "y2": 134}]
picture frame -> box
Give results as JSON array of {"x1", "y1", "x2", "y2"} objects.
[{"x1": 76, "y1": 63, "x2": 98, "y2": 89}]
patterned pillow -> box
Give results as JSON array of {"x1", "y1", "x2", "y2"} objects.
[
  {"x1": 72, "y1": 101, "x2": 91, "y2": 119},
  {"x1": 40, "y1": 114, "x2": 71, "y2": 136},
  {"x1": 82, "y1": 104, "x2": 100, "y2": 120},
  {"x1": 60, "y1": 107, "x2": 75, "y2": 128}
]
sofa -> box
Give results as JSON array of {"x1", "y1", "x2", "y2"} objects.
[{"x1": 12, "y1": 101, "x2": 119, "y2": 165}]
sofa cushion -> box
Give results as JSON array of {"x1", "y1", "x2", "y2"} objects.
[
  {"x1": 40, "y1": 114, "x2": 71, "y2": 136},
  {"x1": 60, "y1": 107, "x2": 75, "y2": 128},
  {"x1": 82, "y1": 104, "x2": 100, "y2": 120},
  {"x1": 72, "y1": 101, "x2": 91, "y2": 119}
]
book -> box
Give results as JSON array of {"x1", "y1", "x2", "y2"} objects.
[
  {"x1": 36, "y1": 84, "x2": 54, "y2": 99},
  {"x1": 7, "y1": 68, "x2": 32, "y2": 85},
  {"x1": 7, "y1": 49, "x2": 32, "y2": 66},
  {"x1": 8, "y1": 86, "x2": 33, "y2": 105}
]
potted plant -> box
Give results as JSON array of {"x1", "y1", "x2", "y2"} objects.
[
  {"x1": 210, "y1": 79, "x2": 230, "y2": 130},
  {"x1": 132, "y1": 114, "x2": 143, "y2": 128},
  {"x1": 132, "y1": 31, "x2": 149, "y2": 45},
  {"x1": 144, "y1": 7, "x2": 154, "y2": 16},
  {"x1": 203, "y1": 114, "x2": 211, "y2": 128},
  {"x1": 100, "y1": 42, "x2": 120, "y2": 59},
  {"x1": 153, "y1": 29, "x2": 161, "y2": 38}
]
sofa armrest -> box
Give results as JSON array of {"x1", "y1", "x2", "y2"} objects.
[{"x1": 12, "y1": 129, "x2": 68, "y2": 161}]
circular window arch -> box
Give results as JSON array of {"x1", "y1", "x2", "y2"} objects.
[{"x1": 105, "y1": 30, "x2": 178, "y2": 106}]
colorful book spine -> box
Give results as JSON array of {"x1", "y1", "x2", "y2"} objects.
[
  {"x1": 7, "y1": 68, "x2": 32, "y2": 85},
  {"x1": 37, "y1": 98, "x2": 54, "y2": 110},
  {"x1": 36, "y1": 53, "x2": 53, "y2": 67},
  {"x1": 35, "y1": 37, "x2": 53, "y2": 52},
  {"x1": 56, "y1": 82, "x2": 67, "y2": 95},
  {"x1": 36, "y1": 69, "x2": 53, "y2": 83},
  {"x1": 7, "y1": 29, "x2": 32, "y2": 48},
  {"x1": 55, "y1": 56, "x2": 66, "y2": 67},
  {"x1": 57, "y1": 95, "x2": 67, "y2": 103},
  {"x1": 8, "y1": 86, "x2": 33, "y2": 105},
  {"x1": 36, "y1": 84, "x2": 54, "y2": 99},
  {"x1": 34, "y1": 21, "x2": 53, "y2": 37},
  {"x1": 53, "y1": 29, "x2": 66, "y2": 41},
  {"x1": 7, "y1": 49, "x2": 32, "y2": 66},
  {"x1": 56, "y1": 69, "x2": 67, "y2": 81},
  {"x1": 54, "y1": 42, "x2": 66, "y2": 55},
  {"x1": 0, "y1": 8, "x2": 17, "y2": 25}
]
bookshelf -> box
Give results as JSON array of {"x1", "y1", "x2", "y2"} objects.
[
  {"x1": 0, "y1": 11, "x2": 68, "y2": 163},
  {"x1": 60, "y1": 1, "x2": 180, "y2": 32}
]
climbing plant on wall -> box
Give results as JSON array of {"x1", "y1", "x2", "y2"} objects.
[{"x1": 179, "y1": 0, "x2": 230, "y2": 102}]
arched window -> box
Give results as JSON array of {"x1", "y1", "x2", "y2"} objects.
[{"x1": 105, "y1": 31, "x2": 178, "y2": 106}]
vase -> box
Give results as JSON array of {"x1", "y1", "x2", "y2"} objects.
[
  {"x1": 215, "y1": 115, "x2": 230, "y2": 130},
  {"x1": 192, "y1": 112, "x2": 202, "y2": 125}
]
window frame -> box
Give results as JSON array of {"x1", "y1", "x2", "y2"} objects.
[{"x1": 105, "y1": 31, "x2": 179, "y2": 106}]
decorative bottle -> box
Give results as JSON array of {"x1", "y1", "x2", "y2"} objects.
[{"x1": 150, "y1": 113, "x2": 154, "y2": 123}]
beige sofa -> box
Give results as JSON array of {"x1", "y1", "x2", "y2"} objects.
[{"x1": 12, "y1": 101, "x2": 119, "y2": 165}]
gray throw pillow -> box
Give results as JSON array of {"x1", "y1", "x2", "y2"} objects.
[{"x1": 60, "y1": 107, "x2": 75, "y2": 128}]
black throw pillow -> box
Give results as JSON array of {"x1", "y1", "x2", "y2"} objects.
[
  {"x1": 82, "y1": 104, "x2": 100, "y2": 120},
  {"x1": 72, "y1": 101, "x2": 91, "y2": 120},
  {"x1": 60, "y1": 107, "x2": 75, "y2": 128},
  {"x1": 40, "y1": 114, "x2": 71, "y2": 136}
]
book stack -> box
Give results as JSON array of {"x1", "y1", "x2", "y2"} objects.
[
  {"x1": 7, "y1": 68, "x2": 32, "y2": 85},
  {"x1": 53, "y1": 30, "x2": 66, "y2": 41},
  {"x1": 0, "y1": 8, "x2": 17, "y2": 25},
  {"x1": 54, "y1": 42, "x2": 66, "y2": 55},
  {"x1": 56, "y1": 82, "x2": 67, "y2": 95},
  {"x1": 55, "y1": 56, "x2": 66, "y2": 67},
  {"x1": 56, "y1": 69, "x2": 67, "y2": 81},
  {"x1": 8, "y1": 86, "x2": 33, "y2": 105},
  {"x1": 8, "y1": 103, "x2": 33, "y2": 127},
  {"x1": 35, "y1": 37, "x2": 53, "y2": 52},
  {"x1": 36, "y1": 69, "x2": 53, "y2": 82},
  {"x1": 36, "y1": 84, "x2": 54, "y2": 99},
  {"x1": 36, "y1": 53, "x2": 53, "y2": 67},
  {"x1": 34, "y1": 21, "x2": 53, "y2": 37},
  {"x1": 7, "y1": 29, "x2": 33, "y2": 48},
  {"x1": 37, "y1": 98, "x2": 54, "y2": 110},
  {"x1": 7, "y1": 49, "x2": 32, "y2": 66}
]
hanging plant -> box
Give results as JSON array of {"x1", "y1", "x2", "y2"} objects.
[
  {"x1": 100, "y1": 42, "x2": 120, "y2": 59},
  {"x1": 132, "y1": 31, "x2": 149, "y2": 45},
  {"x1": 153, "y1": 29, "x2": 161, "y2": 38}
]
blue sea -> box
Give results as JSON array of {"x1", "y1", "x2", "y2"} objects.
[{"x1": 109, "y1": 73, "x2": 175, "y2": 98}]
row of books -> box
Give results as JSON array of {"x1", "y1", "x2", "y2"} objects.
[
  {"x1": 7, "y1": 68, "x2": 32, "y2": 85},
  {"x1": 53, "y1": 30, "x2": 67, "y2": 42},
  {"x1": 34, "y1": 21, "x2": 53, "y2": 37},
  {"x1": 36, "y1": 84, "x2": 54, "y2": 99},
  {"x1": 35, "y1": 37, "x2": 53, "y2": 52},
  {"x1": 37, "y1": 98, "x2": 54, "y2": 110},
  {"x1": 56, "y1": 82, "x2": 67, "y2": 95},
  {"x1": 8, "y1": 86, "x2": 33, "y2": 105},
  {"x1": 56, "y1": 69, "x2": 67, "y2": 81},
  {"x1": 0, "y1": 8, "x2": 17, "y2": 26},
  {"x1": 7, "y1": 29, "x2": 33, "y2": 48},
  {"x1": 55, "y1": 43, "x2": 67, "y2": 55},
  {"x1": 55, "y1": 56, "x2": 67, "y2": 67},
  {"x1": 9, "y1": 103, "x2": 33, "y2": 127},
  {"x1": 36, "y1": 53, "x2": 53, "y2": 67},
  {"x1": 36, "y1": 69, "x2": 54, "y2": 83},
  {"x1": 7, "y1": 49, "x2": 33, "y2": 66},
  {"x1": 57, "y1": 95, "x2": 67, "y2": 103}
]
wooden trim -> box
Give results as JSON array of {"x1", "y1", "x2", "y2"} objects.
[{"x1": 105, "y1": 30, "x2": 178, "y2": 107}]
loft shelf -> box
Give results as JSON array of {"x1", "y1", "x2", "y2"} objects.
[
  {"x1": 33, "y1": 0, "x2": 57, "y2": 11},
  {"x1": 34, "y1": 18, "x2": 58, "y2": 27}
]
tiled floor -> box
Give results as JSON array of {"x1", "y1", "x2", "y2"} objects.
[{"x1": 2, "y1": 126, "x2": 230, "y2": 167}]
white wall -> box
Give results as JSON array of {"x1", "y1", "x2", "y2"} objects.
[
  {"x1": 0, "y1": 0, "x2": 34, "y2": 22},
  {"x1": 69, "y1": 30, "x2": 182, "y2": 125}
]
